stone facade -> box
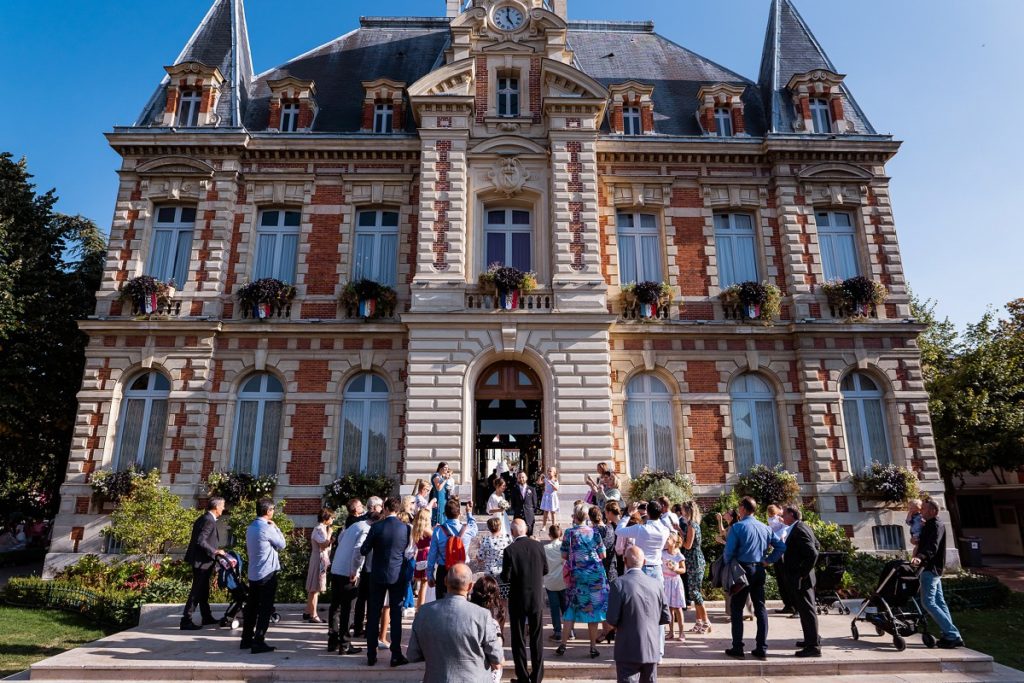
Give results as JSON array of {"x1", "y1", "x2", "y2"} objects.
[{"x1": 49, "y1": 0, "x2": 947, "y2": 565}]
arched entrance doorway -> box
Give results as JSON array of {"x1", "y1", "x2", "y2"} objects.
[{"x1": 474, "y1": 361, "x2": 543, "y2": 513}]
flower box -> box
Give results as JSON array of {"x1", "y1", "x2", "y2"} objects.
[
  {"x1": 621, "y1": 281, "x2": 672, "y2": 320},
  {"x1": 118, "y1": 276, "x2": 175, "y2": 318},
  {"x1": 851, "y1": 463, "x2": 919, "y2": 507},
  {"x1": 339, "y1": 279, "x2": 398, "y2": 320},
  {"x1": 719, "y1": 281, "x2": 781, "y2": 324},
  {"x1": 237, "y1": 278, "x2": 296, "y2": 320},
  {"x1": 203, "y1": 471, "x2": 278, "y2": 505},
  {"x1": 820, "y1": 276, "x2": 888, "y2": 320},
  {"x1": 478, "y1": 265, "x2": 538, "y2": 311}
]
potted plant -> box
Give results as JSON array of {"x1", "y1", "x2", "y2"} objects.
[
  {"x1": 852, "y1": 463, "x2": 919, "y2": 507},
  {"x1": 324, "y1": 473, "x2": 395, "y2": 516},
  {"x1": 118, "y1": 276, "x2": 174, "y2": 317},
  {"x1": 735, "y1": 464, "x2": 802, "y2": 508},
  {"x1": 719, "y1": 281, "x2": 782, "y2": 324},
  {"x1": 203, "y1": 471, "x2": 278, "y2": 505},
  {"x1": 236, "y1": 278, "x2": 296, "y2": 320},
  {"x1": 820, "y1": 276, "x2": 888, "y2": 319},
  {"x1": 90, "y1": 466, "x2": 145, "y2": 505},
  {"x1": 339, "y1": 279, "x2": 398, "y2": 320},
  {"x1": 478, "y1": 264, "x2": 538, "y2": 311},
  {"x1": 621, "y1": 281, "x2": 672, "y2": 320}
]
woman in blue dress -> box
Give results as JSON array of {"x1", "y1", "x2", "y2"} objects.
[
  {"x1": 556, "y1": 505, "x2": 608, "y2": 659},
  {"x1": 429, "y1": 462, "x2": 450, "y2": 527}
]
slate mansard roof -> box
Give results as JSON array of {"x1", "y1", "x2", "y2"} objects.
[{"x1": 134, "y1": 0, "x2": 877, "y2": 138}]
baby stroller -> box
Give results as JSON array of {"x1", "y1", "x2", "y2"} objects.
[
  {"x1": 814, "y1": 552, "x2": 851, "y2": 615},
  {"x1": 851, "y1": 559, "x2": 935, "y2": 651},
  {"x1": 216, "y1": 551, "x2": 280, "y2": 629}
]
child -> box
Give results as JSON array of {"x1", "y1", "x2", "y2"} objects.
[
  {"x1": 663, "y1": 533, "x2": 687, "y2": 640},
  {"x1": 411, "y1": 508, "x2": 433, "y2": 611},
  {"x1": 906, "y1": 499, "x2": 924, "y2": 547},
  {"x1": 766, "y1": 504, "x2": 786, "y2": 535},
  {"x1": 470, "y1": 575, "x2": 507, "y2": 683},
  {"x1": 413, "y1": 479, "x2": 434, "y2": 515},
  {"x1": 540, "y1": 466, "x2": 560, "y2": 528}
]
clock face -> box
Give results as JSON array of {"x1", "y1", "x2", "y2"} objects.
[{"x1": 493, "y1": 5, "x2": 525, "y2": 31}]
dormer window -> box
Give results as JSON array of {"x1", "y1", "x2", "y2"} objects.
[
  {"x1": 374, "y1": 104, "x2": 394, "y2": 134},
  {"x1": 623, "y1": 107, "x2": 642, "y2": 136},
  {"x1": 161, "y1": 62, "x2": 224, "y2": 128},
  {"x1": 280, "y1": 101, "x2": 300, "y2": 132},
  {"x1": 714, "y1": 107, "x2": 733, "y2": 137},
  {"x1": 809, "y1": 98, "x2": 832, "y2": 134},
  {"x1": 176, "y1": 90, "x2": 202, "y2": 127},
  {"x1": 498, "y1": 76, "x2": 520, "y2": 118}
]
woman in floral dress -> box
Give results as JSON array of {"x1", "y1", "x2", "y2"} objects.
[
  {"x1": 556, "y1": 506, "x2": 608, "y2": 659},
  {"x1": 681, "y1": 500, "x2": 710, "y2": 633}
]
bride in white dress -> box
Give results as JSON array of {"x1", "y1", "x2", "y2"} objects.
[{"x1": 486, "y1": 476, "x2": 511, "y2": 535}]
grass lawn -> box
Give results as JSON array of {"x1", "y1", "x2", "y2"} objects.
[
  {"x1": 951, "y1": 600, "x2": 1024, "y2": 672},
  {"x1": 0, "y1": 606, "x2": 112, "y2": 678}
]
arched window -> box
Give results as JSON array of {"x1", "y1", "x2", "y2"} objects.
[
  {"x1": 115, "y1": 372, "x2": 170, "y2": 471},
  {"x1": 841, "y1": 372, "x2": 891, "y2": 473},
  {"x1": 231, "y1": 374, "x2": 284, "y2": 477},
  {"x1": 625, "y1": 374, "x2": 675, "y2": 474},
  {"x1": 340, "y1": 374, "x2": 390, "y2": 475},
  {"x1": 730, "y1": 374, "x2": 781, "y2": 473},
  {"x1": 485, "y1": 208, "x2": 531, "y2": 271}
]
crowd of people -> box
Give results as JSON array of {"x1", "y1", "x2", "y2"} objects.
[{"x1": 179, "y1": 460, "x2": 965, "y2": 682}]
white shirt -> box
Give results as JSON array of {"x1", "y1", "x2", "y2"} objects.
[
  {"x1": 616, "y1": 518, "x2": 671, "y2": 566},
  {"x1": 768, "y1": 515, "x2": 787, "y2": 535},
  {"x1": 659, "y1": 512, "x2": 680, "y2": 534}
]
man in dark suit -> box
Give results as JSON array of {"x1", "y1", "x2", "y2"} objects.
[
  {"x1": 360, "y1": 496, "x2": 412, "y2": 668},
  {"x1": 508, "y1": 470, "x2": 537, "y2": 537},
  {"x1": 779, "y1": 506, "x2": 820, "y2": 657},
  {"x1": 181, "y1": 496, "x2": 226, "y2": 630},
  {"x1": 607, "y1": 546, "x2": 669, "y2": 683},
  {"x1": 501, "y1": 518, "x2": 548, "y2": 683}
]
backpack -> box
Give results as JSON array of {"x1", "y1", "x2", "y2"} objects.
[{"x1": 442, "y1": 522, "x2": 469, "y2": 566}]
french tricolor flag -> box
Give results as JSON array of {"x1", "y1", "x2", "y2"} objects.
[{"x1": 359, "y1": 298, "x2": 376, "y2": 318}]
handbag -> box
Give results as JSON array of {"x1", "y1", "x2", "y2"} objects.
[{"x1": 415, "y1": 559, "x2": 428, "y2": 571}]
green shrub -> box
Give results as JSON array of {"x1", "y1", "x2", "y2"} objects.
[
  {"x1": 735, "y1": 465, "x2": 801, "y2": 508},
  {"x1": 4, "y1": 577, "x2": 140, "y2": 630},
  {"x1": 846, "y1": 552, "x2": 906, "y2": 597},
  {"x1": 625, "y1": 469, "x2": 693, "y2": 505},
  {"x1": 55, "y1": 554, "x2": 110, "y2": 589},
  {"x1": 851, "y1": 463, "x2": 919, "y2": 506},
  {"x1": 802, "y1": 509, "x2": 856, "y2": 563},
  {"x1": 943, "y1": 572, "x2": 1012, "y2": 610},
  {"x1": 324, "y1": 473, "x2": 394, "y2": 512},
  {"x1": 140, "y1": 578, "x2": 192, "y2": 604},
  {"x1": 107, "y1": 470, "x2": 196, "y2": 554}
]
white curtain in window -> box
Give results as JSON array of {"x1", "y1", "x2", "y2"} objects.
[
  {"x1": 141, "y1": 399, "x2": 167, "y2": 471},
  {"x1": 258, "y1": 401, "x2": 282, "y2": 477},
  {"x1": 116, "y1": 399, "x2": 146, "y2": 469},
  {"x1": 754, "y1": 400, "x2": 781, "y2": 467},
  {"x1": 254, "y1": 234, "x2": 276, "y2": 280},
  {"x1": 378, "y1": 233, "x2": 398, "y2": 287},
  {"x1": 340, "y1": 401, "x2": 364, "y2": 475},
  {"x1": 732, "y1": 400, "x2": 755, "y2": 474},
  {"x1": 366, "y1": 401, "x2": 389, "y2": 475},
  {"x1": 626, "y1": 400, "x2": 649, "y2": 476},
  {"x1": 842, "y1": 399, "x2": 867, "y2": 473},
  {"x1": 233, "y1": 401, "x2": 260, "y2": 473},
  {"x1": 715, "y1": 214, "x2": 758, "y2": 288},
  {"x1": 863, "y1": 398, "x2": 891, "y2": 466},
  {"x1": 640, "y1": 236, "x2": 661, "y2": 282},
  {"x1": 150, "y1": 231, "x2": 173, "y2": 282},
  {"x1": 651, "y1": 401, "x2": 674, "y2": 472},
  {"x1": 619, "y1": 237, "x2": 637, "y2": 284},
  {"x1": 353, "y1": 234, "x2": 374, "y2": 282},
  {"x1": 172, "y1": 230, "x2": 192, "y2": 285},
  {"x1": 821, "y1": 233, "x2": 858, "y2": 281}
]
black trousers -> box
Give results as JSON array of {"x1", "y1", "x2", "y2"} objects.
[
  {"x1": 730, "y1": 563, "x2": 768, "y2": 651},
  {"x1": 328, "y1": 574, "x2": 358, "y2": 646},
  {"x1": 433, "y1": 564, "x2": 449, "y2": 600},
  {"x1": 352, "y1": 568, "x2": 370, "y2": 635},
  {"x1": 366, "y1": 579, "x2": 408, "y2": 658},
  {"x1": 510, "y1": 606, "x2": 544, "y2": 683},
  {"x1": 182, "y1": 564, "x2": 214, "y2": 622},
  {"x1": 241, "y1": 571, "x2": 278, "y2": 645},
  {"x1": 784, "y1": 574, "x2": 820, "y2": 647},
  {"x1": 776, "y1": 565, "x2": 797, "y2": 610}
]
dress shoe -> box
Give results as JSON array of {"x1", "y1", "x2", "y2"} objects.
[
  {"x1": 795, "y1": 647, "x2": 822, "y2": 658},
  {"x1": 391, "y1": 654, "x2": 409, "y2": 667},
  {"x1": 341, "y1": 644, "x2": 363, "y2": 655},
  {"x1": 250, "y1": 643, "x2": 276, "y2": 655},
  {"x1": 937, "y1": 637, "x2": 964, "y2": 649},
  {"x1": 774, "y1": 607, "x2": 795, "y2": 614},
  {"x1": 327, "y1": 633, "x2": 339, "y2": 652},
  {"x1": 201, "y1": 617, "x2": 219, "y2": 626},
  {"x1": 751, "y1": 648, "x2": 767, "y2": 660},
  {"x1": 179, "y1": 621, "x2": 202, "y2": 631},
  {"x1": 239, "y1": 639, "x2": 253, "y2": 649},
  {"x1": 724, "y1": 647, "x2": 745, "y2": 658},
  {"x1": 367, "y1": 654, "x2": 378, "y2": 667}
]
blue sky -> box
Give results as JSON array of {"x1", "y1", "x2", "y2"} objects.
[{"x1": 1, "y1": 0, "x2": 1020, "y2": 328}]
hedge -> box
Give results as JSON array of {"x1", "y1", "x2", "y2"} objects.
[{"x1": 4, "y1": 577, "x2": 141, "y2": 630}]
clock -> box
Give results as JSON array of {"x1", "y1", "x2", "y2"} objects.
[{"x1": 492, "y1": 4, "x2": 526, "y2": 31}]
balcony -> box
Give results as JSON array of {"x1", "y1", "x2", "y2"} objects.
[
  {"x1": 465, "y1": 288, "x2": 553, "y2": 312},
  {"x1": 620, "y1": 302, "x2": 670, "y2": 322},
  {"x1": 124, "y1": 298, "x2": 183, "y2": 318},
  {"x1": 238, "y1": 302, "x2": 293, "y2": 320}
]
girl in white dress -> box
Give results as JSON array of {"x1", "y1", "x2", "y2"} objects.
[
  {"x1": 540, "y1": 466, "x2": 560, "y2": 528},
  {"x1": 663, "y1": 533, "x2": 687, "y2": 640},
  {"x1": 487, "y1": 477, "x2": 511, "y2": 535}
]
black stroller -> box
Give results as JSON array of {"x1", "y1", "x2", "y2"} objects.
[
  {"x1": 851, "y1": 559, "x2": 935, "y2": 651},
  {"x1": 814, "y1": 552, "x2": 851, "y2": 615},
  {"x1": 215, "y1": 550, "x2": 280, "y2": 629}
]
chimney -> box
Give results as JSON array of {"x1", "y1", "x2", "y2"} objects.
[{"x1": 446, "y1": 0, "x2": 462, "y2": 18}]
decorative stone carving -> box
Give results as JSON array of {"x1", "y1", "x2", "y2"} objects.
[{"x1": 488, "y1": 157, "x2": 531, "y2": 197}]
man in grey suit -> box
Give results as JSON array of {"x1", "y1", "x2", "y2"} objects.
[
  {"x1": 407, "y1": 563, "x2": 503, "y2": 683},
  {"x1": 607, "y1": 546, "x2": 670, "y2": 683}
]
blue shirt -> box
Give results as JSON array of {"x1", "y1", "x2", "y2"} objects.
[
  {"x1": 906, "y1": 512, "x2": 924, "y2": 540},
  {"x1": 724, "y1": 515, "x2": 785, "y2": 565},
  {"x1": 426, "y1": 516, "x2": 478, "y2": 577},
  {"x1": 246, "y1": 517, "x2": 286, "y2": 582}
]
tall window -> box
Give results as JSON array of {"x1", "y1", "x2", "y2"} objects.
[
  {"x1": 231, "y1": 374, "x2": 283, "y2": 477},
  {"x1": 809, "y1": 97, "x2": 832, "y2": 134},
  {"x1": 817, "y1": 210, "x2": 859, "y2": 281},
  {"x1": 714, "y1": 213, "x2": 758, "y2": 288},
  {"x1": 373, "y1": 104, "x2": 394, "y2": 134},
  {"x1": 255, "y1": 210, "x2": 300, "y2": 283},
  {"x1": 714, "y1": 107, "x2": 733, "y2": 136},
  {"x1": 485, "y1": 209, "x2": 531, "y2": 271},
  {"x1": 617, "y1": 212, "x2": 661, "y2": 284},
  {"x1": 353, "y1": 210, "x2": 399, "y2": 286},
  {"x1": 340, "y1": 374, "x2": 389, "y2": 475},
  {"x1": 625, "y1": 374, "x2": 675, "y2": 475},
  {"x1": 115, "y1": 372, "x2": 170, "y2": 471},
  {"x1": 177, "y1": 90, "x2": 202, "y2": 127},
  {"x1": 498, "y1": 76, "x2": 520, "y2": 117},
  {"x1": 280, "y1": 102, "x2": 299, "y2": 132},
  {"x1": 150, "y1": 206, "x2": 196, "y2": 285},
  {"x1": 730, "y1": 374, "x2": 781, "y2": 474},
  {"x1": 623, "y1": 106, "x2": 642, "y2": 136},
  {"x1": 841, "y1": 372, "x2": 891, "y2": 474}
]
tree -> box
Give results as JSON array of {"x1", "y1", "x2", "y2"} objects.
[
  {"x1": 107, "y1": 470, "x2": 196, "y2": 554},
  {"x1": 0, "y1": 152, "x2": 106, "y2": 518}
]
